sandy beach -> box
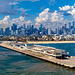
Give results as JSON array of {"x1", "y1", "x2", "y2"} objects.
[{"x1": 27, "y1": 41, "x2": 75, "y2": 44}]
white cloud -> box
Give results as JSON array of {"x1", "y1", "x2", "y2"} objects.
[
  {"x1": 12, "y1": 16, "x2": 25, "y2": 23},
  {"x1": 3, "y1": 16, "x2": 10, "y2": 21},
  {"x1": 0, "y1": 15, "x2": 11, "y2": 29},
  {"x1": 10, "y1": 1, "x2": 19, "y2": 5},
  {"x1": 0, "y1": 15, "x2": 10, "y2": 24},
  {"x1": 59, "y1": 4, "x2": 75, "y2": 19},
  {"x1": 59, "y1": 5, "x2": 71, "y2": 11},
  {"x1": 35, "y1": 8, "x2": 64, "y2": 29},
  {"x1": 25, "y1": 20, "x2": 32, "y2": 24},
  {"x1": 59, "y1": 4, "x2": 75, "y2": 11},
  {"x1": 21, "y1": 11, "x2": 30, "y2": 17},
  {"x1": 0, "y1": 16, "x2": 32, "y2": 29},
  {"x1": 11, "y1": 16, "x2": 32, "y2": 27},
  {"x1": 17, "y1": 8, "x2": 30, "y2": 17},
  {"x1": 48, "y1": 0, "x2": 56, "y2": 5},
  {"x1": 18, "y1": 8, "x2": 31, "y2": 12},
  {"x1": 68, "y1": 9, "x2": 75, "y2": 15}
]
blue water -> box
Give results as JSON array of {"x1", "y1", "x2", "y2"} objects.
[{"x1": 0, "y1": 43, "x2": 75, "y2": 75}]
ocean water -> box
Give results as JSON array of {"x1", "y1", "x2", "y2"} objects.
[{"x1": 0, "y1": 43, "x2": 75, "y2": 75}]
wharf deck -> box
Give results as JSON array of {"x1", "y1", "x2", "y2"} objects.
[{"x1": 0, "y1": 43, "x2": 75, "y2": 69}]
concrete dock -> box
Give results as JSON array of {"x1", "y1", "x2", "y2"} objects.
[{"x1": 0, "y1": 43, "x2": 75, "y2": 69}]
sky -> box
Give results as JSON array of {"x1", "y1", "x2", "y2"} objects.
[{"x1": 0, "y1": 0, "x2": 75, "y2": 29}]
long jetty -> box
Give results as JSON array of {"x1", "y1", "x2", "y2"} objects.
[{"x1": 0, "y1": 43, "x2": 75, "y2": 69}]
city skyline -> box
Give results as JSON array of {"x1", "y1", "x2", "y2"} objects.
[
  {"x1": 0, "y1": 0, "x2": 75, "y2": 30},
  {"x1": 0, "y1": 21, "x2": 75, "y2": 36}
]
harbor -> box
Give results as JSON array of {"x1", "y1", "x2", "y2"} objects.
[{"x1": 0, "y1": 41, "x2": 75, "y2": 69}]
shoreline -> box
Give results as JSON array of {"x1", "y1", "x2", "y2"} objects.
[{"x1": 27, "y1": 41, "x2": 75, "y2": 44}]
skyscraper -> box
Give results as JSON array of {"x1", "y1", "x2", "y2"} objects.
[
  {"x1": 31, "y1": 25, "x2": 34, "y2": 33},
  {"x1": 23, "y1": 24, "x2": 26, "y2": 29},
  {"x1": 73, "y1": 21, "x2": 75, "y2": 29},
  {"x1": 5, "y1": 27, "x2": 10, "y2": 36},
  {"x1": 11, "y1": 23, "x2": 17, "y2": 35},
  {"x1": 57, "y1": 26, "x2": 59, "y2": 35},
  {"x1": 48, "y1": 28, "x2": 51, "y2": 35},
  {"x1": 0, "y1": 28, "x2": 3, "y2": 35},
  {"x1": 64, "y1": 24, "x2": 67, "y2": 30},
  {"x1": 27, "y1": 25, "x2": 31, "y2": 29},
  {"x1": 32, "y1": 25, "x2": 34, "y2": 29},
  {"x1": 69, "y1": 22, "x2": 71, "y2": 31},
  {"x1": 39, "y1": 24, "x2": 43, "y2": 31},
  {"x1": 11, "y1": 23, "x2": 17, "y2": 32}
]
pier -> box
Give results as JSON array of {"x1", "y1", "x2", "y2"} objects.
[{"x1": 0, "y1": 42, "x2": 75, "y2": 69}]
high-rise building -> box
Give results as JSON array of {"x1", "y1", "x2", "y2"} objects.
[
  {"x1": 73, "y1": 21, "x2": 75, "y2": 29},
  {"x1": 11, "y1": 23, "x2": 17, "y2": 32},
  {"x1": 64, "y1": 24, "x2": 67, "y2": 30},
  {"x1": 15, "y1": 30, "x2": 18, "y2": 35},
  {"x1": 11, "y1": 30, "x2": 14, "y2": 35},
  {"x1": 5, "y1": 27, "x2": 10, "y2": 36},
  {"x1": 68, "y1": 22, "x2": 71, "y2": 35},
  {"x1": 32, "y1": 25, "x2": 34, "y2": 29},
  {"x1": 11, "y1": 23, "x2": 17, "y2": 35},
  {"x1": 27, "y1": 25, "x2": 31, "y2": 30},
  {"x1": 23, "y1": 24, "x2": 26, "y2": 29},
  {"x1": 63, "y1": 29, "x2": 67, "y2": 35},
  {"x1": 31, "y1": 25, "x2": 34, "y2": 34},
  {"x1": 57, "y1": 26, "x2": 59, "y2": 35},
  {"x1": 69, "y1": 22, "x2": 71, "y2": 31},
  {"x1": 0, "y1": 28, "x2": 3, "y2": 35},
  {"x1": 48, "y1": 28, "x2": 51, "y2": 35},
  {"x1": 39, "y1": 24, "x2": 43, "y2": 31}
]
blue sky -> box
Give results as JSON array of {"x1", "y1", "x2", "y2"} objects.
[{"x1": 0, "y1": 0, "x2": 75, "y2": 29}]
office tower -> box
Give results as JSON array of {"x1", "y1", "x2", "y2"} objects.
[
  {"x1": 32, "y1": 25, "x2": 34, "y2": 29},
  {"x1": 27, "y1": 25, "x2": 31, "y2": 29},
  {"x1": 42, "y1": 27, "x2": 47, "y2": 35},
  {"x1": 23, "y1": 24, "x2": 26, "y2": 29},
  {"x1": 69, "y1": 22, "x2": 71, "y2": 31},
  {"x1": 72, "y1": 21, "x2": 75, "y2": 34},
  {"x1": 11, "y1": 30, "x2": 14, "y2": 35},
  {"x1": 22, "y1": 29, "x2": 25, "y2": 36},
  {"x1": 15, "y1": 30, "x2": 18, "y2": 35},
  {"x1": 64, "y1": 24, "x2": 67, "y2": 29},
  {"x1": 31, "y1": 25, "x2": 34, "y2": 34},
  {"x1": 63, "y1": 29, "x2": 67, "y2": 35},
  {"x1": 71, "y1": 29, "x2": 73, "y2": 35},
  {"x1": 57, "y1": 26, "x2": 59, "y2": 35},
  {"x1": 73, "y1": 21, "x2": 74, "y2": 29},
  {"x1": 11, "y1": 23, "x2": 17, "y2": 32},
  {"x1": 39, "y1": 24, "x2": 43, "y2": 31},
  {"x1": 11, "y1": 23, "x2": 17, "y2": 35},
  {"x1": 0, "y1": 28, "x2": 3, "y2": 35},
  {"x1": 5, "y1": 27, "x2": 10, "y2": 36},
  {"x1": 68, "y1": 22, "x2": 71, "y2": 35},
  {"x1": 48, "y1": 28, "x2": 51, "y2": 35}
]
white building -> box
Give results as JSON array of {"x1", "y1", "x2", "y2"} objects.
[{"x1": 48, "y1": 28, "x2": 51, "y2": 35}]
